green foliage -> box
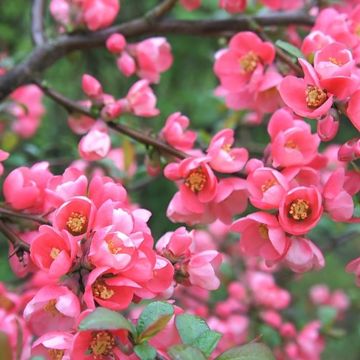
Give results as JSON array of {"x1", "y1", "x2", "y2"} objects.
[
  {"x1": 78, "y1": 307, "x2": 135, "y2": 333},
  {"x1": 168, "y1": 345, "x2": 207, "y2": 360},
  {"x1": 275, "y1": 40, "x2": 305, "y2": 60},
  {"x1": 215, "y1": 343, "x2": 275, "y2": 360},
  {"x1": 134, "y1": 342, "x2": 157, "y2": 360}
]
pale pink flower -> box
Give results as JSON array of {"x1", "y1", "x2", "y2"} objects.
[{"x1": 78, "y1": 127, "x2": 111, "y2": 161}]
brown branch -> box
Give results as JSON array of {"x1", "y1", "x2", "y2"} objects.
[
  {"x1": 0, "y1": 11, "x2": 314, "y2": 100},
  {"x1": 35, "y1": 81, "x2": 188, "y2": 159},
  {"x1": 31, "y1": 0, "x2": 46, "y2": 46},
  {"x1": 0, "y1": 220, "x2": 30, "y2": 253},
  {"x1": 0, "y1": 207, "x2": 51, "y2": 225}
]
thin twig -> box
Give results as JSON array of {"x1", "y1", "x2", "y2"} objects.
[
  {"x1": 35, "y1": 81, "x2": 188, "y2": 159},
  {"x1": 0, "y1": 207, "x2": 50, "y2": 225},
  {"x1": 0, "y1": 220, "x2": 30, "y2": 253},
  {"x1": 31, "y1": 0, "x2": 46, "y2": 46},
  {"x1": 0, "y1": 11, "x2": 314, "y2": 100}
]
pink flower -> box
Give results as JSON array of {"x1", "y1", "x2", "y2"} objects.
[
  {"x1": 214, "y1": 32, "x2": 275, "y2": 93},
  {"x1": 106, "y1": 33, "x2": 126, "y2": 54},
  {"x1": 164, "y1": 157, "x2": 218, "y2": 213},
  {"x1": 338, "y1": 138, "x2": 360, "y2": 161},
  {"x1": 49, "y1": 0, "x2": 71, "y2": 25},
  {"x1": 121, "y1": 80, "x2": 160, "y2": 117},
  {"x1": 301, "y1": 31, "x2": 334, "y2": 57},
  {"x1": 53, "y1": 196, "x2": 95, "y2": 236},
  {"x1": 346, "y1": 257, "x2": 360, "y2": 285},
  {"x1": 284, "y1": 237, "x2": 325, "y2": 272},
  {"x1": 180, "y1": 0, "x2": 201, "y2": 10},
  {"x1": 188, "y1": 250, "x2": 222, "y2": 290},
  {"x1": 30, "y1": 226, "x2": 78, "y2": 278},
  {"x1": 78, "y1": 127, "x2": 111, "y2": 161},
  {"x1": 260, "y1": 0, "x2": 304, "y2": 10},
  {"x1": 346, "y1": 90, "x2": 360, "y2": 131},
  {"x1": 279, "y1": 59, "x2": 334, "y2": 119},
  {"x1": 24, "y1": 286, "x2": 80, "y2": 336},
  {"x1": 82, "y1": 74, "x2": 103, "y2": 99},
  {"x1": 0, "y1": 149, "x2": 9, "y2": 176},
  {"x1": 309, "y1": 284, "x2": 330, "y2": 305},
  {"x1": 219, "y1": 0, "x2": 246, "y2": 13},
  {"x1": 32, "y1": 331, "x2": 73, "y2": 359},
  {"x1": 116, "y1": 52, "x2": 136, "y2": 76},
  {"x1": 317, "y1": 112, "x2": 339, "y2": 142},
  {"x1": 278, "y1": 186, "x2": 323, "y2": 235},
  {"x1": 131, "y1": 37, "x2": 173, "y2": 83},
  {"x1": 67, "y1": 102, "x2": 95, "y2": 135},
  {"x1": 82, "y1": 0, "x2": 120, "y2": 31},
  {"x1": 323, "y1": 168, "x2": 354, "y2": 221},
  {"x1": 211, "y1": 178, "x2": 248, "y2": 224},
  {"x1": 296, "y1": 321, "x2": 325, "y2": 360},
  {"x1": 247, "y1": 167, "x2": 289, "y2": 210},
  {"x1": 83, "y1": 267, "x2": 140, "y2": 310},
  {"x1": 3, "y1": 162, "x2": 52, "y2": 212},
  {"x1": 161, "y1": 112, "x2": 197, "y2": 151},
  {"x1": 231, "y1": 212, "x2": 289, "y2": 263},
  {"x1": 207, "y1": 129, "x2": 248, "y2": 173}
]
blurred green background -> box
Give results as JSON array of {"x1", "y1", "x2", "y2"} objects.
[{"x1": 0, "y1": 1, "x2": 360, "y2": 359}]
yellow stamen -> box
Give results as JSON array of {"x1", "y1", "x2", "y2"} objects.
[
  {"x1": 288, "y1": 199, "x2": 311, "y2": 221},
  {"x1": 48, "y1": 349, "x2": 65, "y2": 360},
  {"x1": 261, "y1": 179, "x2": 277, "y2": 192},
  {"x1": 66, "y1": 211, "x2": 87, "y2": 235},
  {"x1": 239, "y1": 51, "x2": 259, "y2": 73},
  {"x1": 305, "y1": 85, "x2": 328, "y2": 109},
  {"x1": 92, "y1": 280, "x2": 114, "y2": 300},
  {"x1": 50, "y1": 247, "x2": 61, "y2": 260},
  {"x1": 90, "y1": 331, "x2": 115, "y2": 358},
  {"x1": 185, "y1": 168, "x2": 207, "y2": 193},
  {"x1": 43, "y1": 299, "x2": 60, "y2": 317},
  {"x1": 107, "y1": 239, "x2": 122, "y2": 255},
  {"x1": 0, "y1": 295, "x2": 14, "y2": 311},
  {"x1": 258, "y1": 224, "x2": 269, "y2": 240}
]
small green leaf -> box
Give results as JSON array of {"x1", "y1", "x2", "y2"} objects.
[
  {"x1": 318, "y1": 306, "x2": 337, "y2": 328},
  {"x1": 134, "y1": 342, "x2": 157, "y2": 360},
  {"x1": 193, "y1": 330, "x2": 222, "y2": 357},
  {"x1": 275, "y1": 40, "x2": 305, "y2": 60},
  {"x1": 137, "y1": 301, "x2": 174, "y2": 342},
  {"x1": 215, "y1": 343, "x2": 275, "y2": 360},
  {"x1": 168, "y1": 345, "x2": 207, "y2": 360},
  {"x1": 79, "y1": 307, "x2": 134, "y2": 332},
  {"x1": 0, "y1": 331, "x2": 12, "y2": 360},
  {"x1": 175, "y1": 314, "x2": 209, "y2": 345}
]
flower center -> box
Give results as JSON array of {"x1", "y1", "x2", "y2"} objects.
[
  {"x1": 107, "y1": 239, "x2": 122, "y2": 255},
  {"x1": 0, "y1": 295, "x2": 14, "y2": 311},
  {"x1": 261, "y1": 178, "x2": 277, "y2": 192},
  {"x1": 222, "y1": 143, "x2": 232, "y2": 152},
  {"x1": 305, "y1": 85, "x2": 328, "y2": 109},
  {"x1": 288, "y1": 199, "x2": 311, "y2": 221},
  {"x1": 90, "y1": 331, "x2": 115, "y2": 358},
  {"x1": 258, "y1": 224, "x2": 269, "y2": 240},
  {"x1": 92, "y1": 280, "x2": 114, "y2": 300},
  {"x1": 185, "y1": 167, "x2": 207, "y2": 193},
  {"x1": 66, "y1": 211, "x2": 87, "y2": 235},
  {"x1": 50, "y1": 247, "x2": 61, "y2": 260},
  {"x1": 285, "y1": 139, "x2": 298, "y2": 149},
  {"x1": 239, "y1": 51, "x2": 259, "y2": 73},
  {"x1": 328, "y1": 56, "x2": 342, "y2": 66},
  {"x1": 48, "y1": 349, "x2": 64, "y2": 360},
  {"x1": 43, "y1": 299, "x2": 60, "y2": 317}
]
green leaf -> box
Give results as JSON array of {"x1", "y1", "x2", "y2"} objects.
[
  {"x1": 215, "y1": 343, "x2": 275, "y2": 360},
  {"x1": 79, "y1": 307, "x2": 134, "y2": 332},
  {"x1": 134, "y1": 342, "x2": 157, "y2": 360},
  {"x1": 275, "y1": 40, "x2": 305, "y2": 60},
  {"x1": 137, "y1": 301, "x2": 174, "y2": 342},
  {"x1": 168, "y1": 345, "x2": 207, "y2": 360},
  {"x1": 175, "y1": 314, "x2": 221, "y2": 356},
  {"x1": 318, "y1": 306, "x2": 337, "y2": 328},
  {"x1": 0, "y1": 331, "x2": 12, "y2": 360}
]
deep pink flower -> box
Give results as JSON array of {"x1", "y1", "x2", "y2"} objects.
[
  {"x1": 301, "y1": 31, "x2": 334, "y2": 57},
  {"x1": 0, "y1": 149, "x2": 9, "y2": 176},
  {"x1": 317, "y1": 112, "x2": 339, "y2": 142},
  {"x1": 214, "y1": 32, "x2": 275, "y2": 93},
  {"x1": 82, "y1": 0, "x2": 120, "y2": 31},
  {"x1": 231, "y1": 212, "x2": 289, "y2": 263},
  {"x1": 30, "y1": 226, "x2": 78, "y2": 278},
  {"x1": 24, "y1": 286, "x2": 80, "y2": 336},
  {"x1": 278, "y1": 186, "x2": 323, "y2": 235},
  {"x1": 219, "y1": 0, "x2": 246, "y2": 13},
  {"x1": 161, "y1": 112, "x2": 197, "y2": 151},
  {"x1": 346, "y1": 90, "x2": 360, "y2": 131},
  {"x1": 82, "y1": 74, "x2": 103, "y2": 99},
  {"x1": 207, "y1": 129, "x2": 248, "y2": 173},
  {"x1": 106, "y1": 33, "x2": 126, "y2": 54},
  {"x1": 338, "y1": 137, "x2": 360, "y2": 161},
  {"x1": 156, "y1": 227, "x2": 193, "y2": 259},
  {"x1": 260, "y1": 0, "x2": 304, "y2": 10},
  {"x1": 180, "y1": 0, "x2": 201, "y2": 10},
  {"x1": 32, "y1": 331, "x2": 73, "y2": 359},
  {"x1": 279, "y1": 59, "x2": 334, "y2": 119}
]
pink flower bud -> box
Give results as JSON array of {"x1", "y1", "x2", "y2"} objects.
[
  {"x1": 82, "y1": 74, "x2": 103, "y2": 99},
  {"x1": 338, "y1": 138, "x2": 360, "y2": 162},
  {"x1": 219, "y1": 0, "x2": 246, "y2": 13},
  {"x1": 317, "y1": 113, "x2": 339, "y2": 142},
  {"x1": 116, "y1": 52, "x2": 136, "y2": 77},
  {"x1": 78, "y1": 128, "x2": 111, "y2": 161},
  {"x1": 106, "y1": 33, "x2": 126, "y2": 54}
]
